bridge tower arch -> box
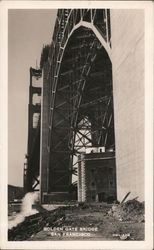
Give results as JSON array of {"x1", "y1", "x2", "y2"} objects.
[{"x1": 40, "y1": 9, "x2": 116, "y2": 203}]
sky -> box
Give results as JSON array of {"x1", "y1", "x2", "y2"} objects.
[{"x1": 8, "y1": 9, "x2": 57, "y2": 187}]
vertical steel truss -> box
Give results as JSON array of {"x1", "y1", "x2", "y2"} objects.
[{"x1": 43, "y1": 9, "x2": 114, "y2": 193}]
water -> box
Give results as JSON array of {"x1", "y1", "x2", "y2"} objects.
[{"x1": 8, "y1": 192, "x2": 39, "y2": 229}]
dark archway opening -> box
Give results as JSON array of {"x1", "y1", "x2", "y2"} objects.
[{"x1": 48, "y1": 26, "x2": 116, "y2": 201}]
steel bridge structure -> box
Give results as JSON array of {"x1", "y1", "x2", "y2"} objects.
[{"x1": 24, "y1": 9, "x2": 116, "y2": 203}]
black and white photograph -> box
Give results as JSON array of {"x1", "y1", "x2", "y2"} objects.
[{"x1": 0, "y1": 1, "x2": 153, "y2": 249}]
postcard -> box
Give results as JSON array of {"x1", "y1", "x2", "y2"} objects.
[{"x1": 0, "y1": 1, "x2": 153, "y2": 249}]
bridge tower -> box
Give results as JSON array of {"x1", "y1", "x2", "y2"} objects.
[
  {"x1": 39, "y1": 9, "x2": 116, "y2": 203},
  {"x1": 24, "y1": 67, "x2": 42, "y2": 193}
]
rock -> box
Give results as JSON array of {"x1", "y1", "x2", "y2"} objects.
[{"x1": 107, "y1": 199, "x2": 144, "y2": 223}]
